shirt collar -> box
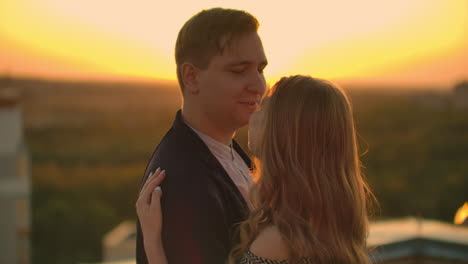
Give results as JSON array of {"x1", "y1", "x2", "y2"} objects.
[{"x1": 184, "y1": 122, "x2": 234, "y2": 161}]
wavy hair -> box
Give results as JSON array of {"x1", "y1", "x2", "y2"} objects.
[{"x1": 229, "y1": 75, "x2": 375, "y2": 264}]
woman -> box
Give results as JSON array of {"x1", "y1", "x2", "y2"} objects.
[{"x1": 136, "y1": 75, "x2": 375, "y2": 263}]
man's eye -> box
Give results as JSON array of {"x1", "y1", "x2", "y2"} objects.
[{"x1": 231, "y1": 68, "x2": 245, "y2": 74}]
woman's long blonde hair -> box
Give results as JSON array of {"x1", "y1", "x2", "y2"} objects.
[{"x1": 229, "y1": 75, "x2": 375, "y2": 264}]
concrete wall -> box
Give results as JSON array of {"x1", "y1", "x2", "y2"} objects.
[{"x1": 0, "y1": 99, "x2": 31, "y2": 264}]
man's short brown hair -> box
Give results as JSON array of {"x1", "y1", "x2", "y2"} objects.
[{"x1": 175, "y1": 8, "x2": 259, "y2": 92}]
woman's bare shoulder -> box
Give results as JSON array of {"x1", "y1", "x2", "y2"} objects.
[{"x1": 249, "y1": 225, "x2": 289, "y2": 260}]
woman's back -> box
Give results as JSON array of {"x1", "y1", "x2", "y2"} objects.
[
  {"x1": 250, "y1": 225, "x2": 289, "y2": 260},
  {"x1": 240, "y1": 225, "x2": 315, "y2": 264}
]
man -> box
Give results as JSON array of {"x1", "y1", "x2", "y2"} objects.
[{"x1": 136, "y1": 7, "x2": 268, "y2": 264}]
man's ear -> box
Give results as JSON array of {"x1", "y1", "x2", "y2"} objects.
[{"x1": 181, "y1": 63, "x2": 199, "y2": 95}]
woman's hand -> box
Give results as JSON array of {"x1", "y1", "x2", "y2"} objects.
[{"x1": 136, "y1": 168, "x2": 168, "y2": 264}]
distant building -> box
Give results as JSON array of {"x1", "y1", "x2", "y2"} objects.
[
  {"x1": 0, "y1": 87, "x2": 31, "y2": 264},
  {"x1": 102, "y1": 221, "x2": 136, "y2": 263},
  {"x1": 453, "y1": 81, "x2": 468, "y2": 109},
  {"x1": 369, "y1": 217, "x2": 468, "y2": 263},
  {"x1": 102, "y1": 217, "x2": 468, "y2": 264}
]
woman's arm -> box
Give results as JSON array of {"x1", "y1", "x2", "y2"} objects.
[
  {"x1": 144, "y1": 240, "x2": 167, "y2": 264},
  {"x1": 136, "y1": 168, "x2": 168, "y2": 264}
]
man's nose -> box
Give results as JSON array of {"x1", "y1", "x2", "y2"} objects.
[{"x1": 247, "y1": 72, "x2": 266, "y2": 95}]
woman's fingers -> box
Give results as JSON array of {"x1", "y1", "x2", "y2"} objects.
[
  {"x1": 140, "y1": 167, "x2": 161, "y2": 195},
  {"x1": 151, "y1": 186, "x2": 163, "y2": 203},
  {"x1": 147, "y1": 171, "x2": 166, "y2": 203},
  {"x1": 150, "y1": 186, "x2": 163, "y2": 214},
  {"x1": 137, "y1": 169, "x2": 167, "y2": 207},
  {"x1": 141, "y1": 170, "x2": 164, "y2": 204},
  {"x1": 153, "y1": 171, "x2": 166, "y2": 188},
  {"x1": 137, "y1": 168, "x2": 160, "y2": 208}
]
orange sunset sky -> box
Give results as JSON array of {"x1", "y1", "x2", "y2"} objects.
[{"x1": 0, "y1": 0, "x2": 467, "y2": 88}]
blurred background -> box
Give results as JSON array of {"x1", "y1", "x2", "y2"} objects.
[{"x1": 0, "y1": 0, "x2": 467, "y2": 263}]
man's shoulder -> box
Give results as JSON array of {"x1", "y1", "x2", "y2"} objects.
[
  {"x1": 154, "y1": 127, "x2": 206, "y2": 163},
  {"x1": 150, "y1": 127, "x2": 216, "y2": 181},
  {"x1": 153, "y1": 127, "x2": 184, "y2": 156}
]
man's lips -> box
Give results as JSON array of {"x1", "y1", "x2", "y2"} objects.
[
  {"x1": 238, "y1": 95, "x2": 261, "y2": 105},
  {"x1": 238, "y1": 98, "x2": 261, "y2": 105},
  {"x1": 238, "y1": 101, "x2": 259, "y2": 111},
  {"x1": 239, "y1": 95, "x2": 261, "y2": 110},
  {"x1": 239, "y1": 101, "x2": 258, "y2": 105}
]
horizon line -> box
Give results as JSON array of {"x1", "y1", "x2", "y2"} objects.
[{"x1": 0, "y1": 73, "x2": 464, "y2": 91}]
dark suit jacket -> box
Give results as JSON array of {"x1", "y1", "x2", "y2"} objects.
[{"x1": 136, "y1": 110, "x2": 251, "y2": 264}]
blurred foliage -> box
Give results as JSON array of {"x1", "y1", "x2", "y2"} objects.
[
  {"x1": 350, "y1": 90, "x2": 468, "y2": 221},
  {"x1": 9, "y1": 79, "x2": 467, "y2": 263}
]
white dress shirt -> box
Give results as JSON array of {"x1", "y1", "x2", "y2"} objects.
[{"x1": 188, "y1": 125, "x2": 253, "y2": 207}]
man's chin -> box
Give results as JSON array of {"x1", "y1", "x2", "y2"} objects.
[
  {"x1": 231, "y1": 112, "x2": 253, "y2": 130},
  {"x1": 238, "y1": 117, "x2": 251, "y2": 128}
]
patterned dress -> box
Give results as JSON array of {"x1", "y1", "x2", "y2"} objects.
[{"x1": 239, "y1": 250, "x2": 315, "y2": 264}]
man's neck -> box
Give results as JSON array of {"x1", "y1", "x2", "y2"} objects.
[{"x1": 181, "y1": 107, "x2": 235, "y2": 146}]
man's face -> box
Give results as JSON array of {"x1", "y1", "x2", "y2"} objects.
[
  {"x1": 195, "y1": 32, "x2": 268, "y2": 132},
  {"x1": 248, "y1": 103, "x2": 266, "y2": 155}
]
